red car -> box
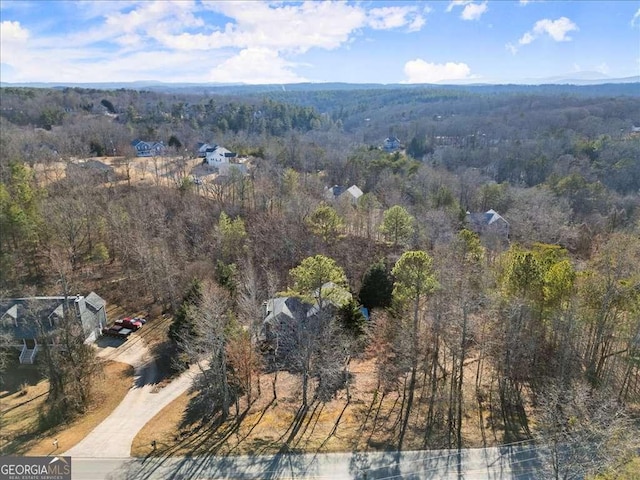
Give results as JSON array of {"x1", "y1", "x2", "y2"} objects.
[{"x1": 115, "y1": 317, "x2": 143, "y2": 331}]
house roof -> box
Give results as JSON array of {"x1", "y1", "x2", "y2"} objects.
[
  {"x1": 206, "y1": 146, "x2": 234, "y2": 154},
  {"x1": 326, "y1": 185, "x2": 346, "y2": 198},
  {"x1": 484, "y1": 209, "x2": 508, "y2": 225},
  {"x1": 0, "y1": 297, "x2": 67, "y2": 340},
  {"x1": 264, "y1": 282, "x2": 352, "y2": 325},
  {"x1": 344, "y1": 185, "x2": 363, "y2": 199},
  {"x1": 466, "y1": 209, "x2": 509, "y2": 241},
  {"x1": 264, "y1": 296, "x2": 310, "y2": 325},
  {"x1": 132, "y1": 140, "x2": 164, "y2": 149},
  {"x1": 0, "y1": 292, "x2": 106, "y2": 341},
  {"x1": 85, "y1": 292, "x2": 105, "y2": 311}
]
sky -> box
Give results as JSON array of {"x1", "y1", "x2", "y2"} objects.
[{"x1": 1, "y1": 0, "x2": 639, "y2": 85}]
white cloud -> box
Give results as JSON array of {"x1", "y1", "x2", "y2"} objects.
[
  {"x1": 446, "y1": 1, "x2": 473, "y2": 13},
  {"x1": 408, "y1": 15, "x2": 426, "y2": 32},
  {"x1": 516, "y1": 16, "x2": 578, "y2": 47},
  {"x1": 403, "y1": 59, "x2": 472, "y2": 83},
  {"x1": 200, "y1": 1, "x2": 367, "y2": 53},
  {"x1": 105, "y1": 0, "x2": 204, "y2": 47},
  {"x1": 461, "y1": 2, "x2": 488, "y2": 21},
  {"x1": 595, "y1": 62, "x2": 610, "y2": 75},
  {"x1": 632, "y1": 8, "x2": 640, "y2": 27},
  {"x1": 75, "y1": 1, "x2": 143, "y2": 21},
  {"x1": 505, "y1": 42, "x2": 518, "y2": 55},
  {"x1": 367, "y1": 6, "x2": 428, "y2": 32},
  {"x1": 518, "y1": 32, "x2": 535, "y2": 45},
  {"x1": 533, "y1": 17, "x2": 578, "y2": 41},
  {"x1": 209, "y1": 48, "x2": 307, "y2": 84},
  {"x1": 447, "y1": 1, "x2": 488, "y2": 21},
  {"x1": 0, "y1": 20, "x2": 29, "y2": 41},
  {"x1": 0, "y1": 0, "x2": 432, "y2": 84},
  {"x1": 0, "y1": 20, "x2": 30, "y2": 65}
]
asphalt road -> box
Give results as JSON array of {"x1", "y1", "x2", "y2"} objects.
[{"x1": 70, "y1": 445, "x2": 543, "y2": 479}]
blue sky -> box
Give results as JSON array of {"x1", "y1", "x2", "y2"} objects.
[{"x1": 1, "y1": 0, "x2": 639, "y2": 84}]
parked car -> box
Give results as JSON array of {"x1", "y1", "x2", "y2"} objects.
[
  {"x1": 102, "y1": 325, "x2": 132, "y2": 339},
  {"x1": 115, "y1": 317, "x2": 143, "y2": 331}
]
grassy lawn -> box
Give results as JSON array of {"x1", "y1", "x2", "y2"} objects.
[
  {"x1": 592, "y1": 457, "x2": 640, "y2": 480},
  {"x1": 0, "y1": 361, "x2": 133, "y2": 455}
]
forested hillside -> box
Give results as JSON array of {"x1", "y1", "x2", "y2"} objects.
[{"x1": 1, "y1": 84, "x2": 639, "y2": 475}]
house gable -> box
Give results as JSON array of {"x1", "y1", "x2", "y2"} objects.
[
  {"x1": 0, "y1": 297, "x2": 67, "y2": 342},
  {"x1": 466, "y1": 209, "x2": 510, "y2": 239},
  {"x1": 383, "y1": 136, "x2": 401, "y2": 151},
  {"x1": 0, "y1": 293, "x2": 108, "y2": 362},
  {"x1": 204, "y1": 146, "x2": 237, "y2": 166},
  {"x1": 131, "y1": 139, "x2": 165, "y2": 157}
]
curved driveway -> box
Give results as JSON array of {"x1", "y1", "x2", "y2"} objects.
[{"x1": 64, "y1": 339, "x2": 199, "y2": 458}]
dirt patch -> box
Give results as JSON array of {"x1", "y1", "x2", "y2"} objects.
[{"x1": 131, "y1": 356, "x2": 509, "y2": 458}]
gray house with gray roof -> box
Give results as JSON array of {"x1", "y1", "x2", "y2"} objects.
[
  {"x1": 0, "y1": 293, "x2": 107, "y2": 364},
  {"x1": 466, "y1": 209, "x2": 510, "y2": 240}
]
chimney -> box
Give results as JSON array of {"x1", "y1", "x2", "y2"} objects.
[{"x1": 75, "y1": 295, "x2": 86, "y2": 317}]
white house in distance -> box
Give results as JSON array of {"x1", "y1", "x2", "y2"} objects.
[
  {"x1": 200, "y1": 143, "x2": 248, "y2": 175},
  {"x1": 204, "y1": 145, "x2": 237, "y2": 167}
]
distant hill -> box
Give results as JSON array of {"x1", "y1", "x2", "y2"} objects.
[{"x1": 1, "y1": 80, "x2": 639, "y2": 97}]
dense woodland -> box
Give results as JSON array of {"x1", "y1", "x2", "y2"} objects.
[{"x1": 1, "y1": 84, "x2": 639, "y2": 476}]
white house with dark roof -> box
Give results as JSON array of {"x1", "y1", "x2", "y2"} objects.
[
  {"x1": 0, "y1": 293, "x2": 107, "y2": 364},
  {"x1": 204, "y1": 145, "x2": 237, "y2": 167}
]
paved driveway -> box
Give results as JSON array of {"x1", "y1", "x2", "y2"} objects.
[{"x1": 64, "y1": 339, "x2": 199, "y2": 458}]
